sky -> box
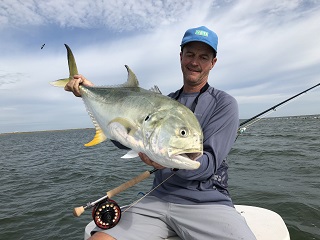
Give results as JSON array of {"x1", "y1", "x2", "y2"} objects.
[{"x1": 0, "y1": 0, "x2": 319, "y2": 133}]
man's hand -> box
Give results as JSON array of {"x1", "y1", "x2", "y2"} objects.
[
  {"x1": 138, "y1": 153, "x2": 165, "y2": 169},
  {"x1": 64, "y1": 74, "x2": 94, "y2": 97}
]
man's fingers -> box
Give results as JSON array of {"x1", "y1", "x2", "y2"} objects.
[
  {"x1": 64, "y1": 77, "x2": 82, "y2": 97},
  {"x1": 72, "y1": 79, "x2": 82, "y2": 97},
  {"x1": 138, "y1": 153, "x2": 165, "y2": 169}
]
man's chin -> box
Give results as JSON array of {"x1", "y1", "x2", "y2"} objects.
[{"x1": 186, "y1": 77, "x2": 200, "y2": 84}]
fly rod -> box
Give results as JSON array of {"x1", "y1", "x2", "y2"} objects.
[
  {"x1": 238, "y1": 82, "x2": 320, "y2": 133},
  {"x1": 73, "y1": 168, "x2": 158, "y2": 218}
]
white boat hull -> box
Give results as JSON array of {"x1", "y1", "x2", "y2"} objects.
[{"x1": 84, "y1": 205, "x2": 290, "y2": 240}]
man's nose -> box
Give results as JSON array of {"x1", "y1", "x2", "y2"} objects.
[{"x1": 190, "y1": 57, "x2": 199, "y2": 65}]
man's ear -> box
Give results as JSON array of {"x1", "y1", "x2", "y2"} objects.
[{"x1": 211, "y1": 57, "x2": 217, "y2": 69}]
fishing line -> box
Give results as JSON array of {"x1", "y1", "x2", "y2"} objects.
[{"x1": 122, "y1": 171, "x2": 176, "y2": 213}]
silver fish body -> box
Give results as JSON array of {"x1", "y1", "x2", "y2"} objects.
[{"x1": 51, "y1": 44, "x2": 203, "y2": 170}]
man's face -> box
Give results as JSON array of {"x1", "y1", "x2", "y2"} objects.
[{"x1": 180, "y1": 41, "x2": 217, "y2": 88}]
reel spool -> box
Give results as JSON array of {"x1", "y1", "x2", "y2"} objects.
[{"x1": 92, "y1": 198, "x2": 121, "y2": 229}]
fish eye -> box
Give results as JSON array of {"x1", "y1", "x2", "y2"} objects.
[{"x1": 180, "y1": 128, "x2": 188, "y2": 137}]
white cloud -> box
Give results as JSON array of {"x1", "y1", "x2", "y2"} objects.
[{"x1": 0, "y1": 0, "x2": 195, "y2": 30}]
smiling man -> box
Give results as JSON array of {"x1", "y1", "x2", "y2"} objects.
[{"x1": 66, "y1": 26, "x2": 256, "y2": 240}]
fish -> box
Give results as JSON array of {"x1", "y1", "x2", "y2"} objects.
[{"x1": 50, "y1": 44, "x2": 203, "y2": 170}]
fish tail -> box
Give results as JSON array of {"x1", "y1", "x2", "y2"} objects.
[
  {"x1": 50, "y1": 44, "x2": 79, "y2": 87},
  {"x1": 50, "y1": 78, "x2": 70, "y2": 87}
]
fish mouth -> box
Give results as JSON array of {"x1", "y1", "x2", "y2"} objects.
[
  {"x1": 171, "y1": 152, "x2": 202, "y2": 170},
  {"x1": 181, "y1": 152, "x2": 202, "y2": 161}
]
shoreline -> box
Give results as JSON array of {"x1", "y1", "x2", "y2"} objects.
[
  {"x1": 0, "y1": 127, "x2": 94, "y2": 135},
  {"x1": 1, "y1": 114, "x2": 319, "y2": 135}
]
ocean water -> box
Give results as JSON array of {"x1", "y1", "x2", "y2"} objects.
[{"x1": 0, "y1": 116, "x2": 319, "y2": 240}]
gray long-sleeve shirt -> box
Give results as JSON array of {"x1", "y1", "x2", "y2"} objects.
[{"x1": 150, "y1": 86, "x2": 239, "y2": 206}]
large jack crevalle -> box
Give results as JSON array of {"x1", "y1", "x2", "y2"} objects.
[{"x1": 51, "y1": 44, "x2": 203, "y2": 170}]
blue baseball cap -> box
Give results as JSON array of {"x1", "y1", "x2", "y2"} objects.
[{"x1": 180, "y1": 26, "x2": 218, "y2": 52}]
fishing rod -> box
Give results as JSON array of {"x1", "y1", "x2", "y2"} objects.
[
  {"x1": 238, "y1": 82, "x2": 320, "y2": 134},
  {"x1": 73, "y1": 168, "x2": 157, "y2": 229}
]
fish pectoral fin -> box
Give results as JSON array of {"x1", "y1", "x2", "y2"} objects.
[
  {"x1": 109, "y1": 117, "x2": 137, "y2": 136},
  {"x1": 121, "y1": 150, "x2": 139, "y2": 159},
  {"x1": 84, "y1": 127, "x2": 107, "y2": 147}
]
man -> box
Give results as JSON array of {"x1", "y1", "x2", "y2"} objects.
[{"x1": 65, "y1": 26, "x2": 256, "y2": 240}]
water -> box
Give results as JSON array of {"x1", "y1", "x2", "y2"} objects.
[{"x1": 0, "y1": 116, "x2": 319, "y2": 240}]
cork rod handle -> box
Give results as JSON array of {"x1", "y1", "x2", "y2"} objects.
[{"x1": 107, "y1": 170, "x2": 151, "y2": 198}]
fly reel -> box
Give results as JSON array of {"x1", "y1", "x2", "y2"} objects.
[{"x1": 92, "y1": 198, "x2": 121, "y2": 229}]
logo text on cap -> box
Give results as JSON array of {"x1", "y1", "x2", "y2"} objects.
[{"x1": 195, "y1": 30, "x2": 208, "y2": 37}]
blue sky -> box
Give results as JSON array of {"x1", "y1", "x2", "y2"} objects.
[{"x1": 0, "y1": 0, "x2": 319, "y2": 133}]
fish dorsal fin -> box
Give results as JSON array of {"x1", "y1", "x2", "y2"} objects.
[
  {"x1": 122, "y1": 65, "x2": 139, "y2": 87},
  {"x1": 149, "y1": 85, "x2": 162, "y2": 94}
]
